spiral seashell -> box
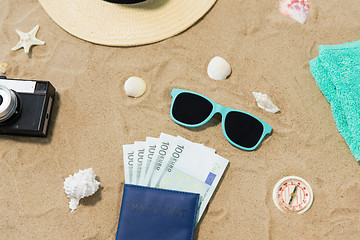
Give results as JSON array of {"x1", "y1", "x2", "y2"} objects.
[{"x1": 63, "y1": 168, "x2": 100, "y2": 212}]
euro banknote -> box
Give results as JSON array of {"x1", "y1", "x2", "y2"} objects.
[{"x1": 122, "y1": 133, "x2": 229, "y2": 222}]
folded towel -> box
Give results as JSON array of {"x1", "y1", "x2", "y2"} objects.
[{"x1": 309, "y1": 40, "x2": 360, "y2": 162}]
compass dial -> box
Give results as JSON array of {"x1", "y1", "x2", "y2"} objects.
[{"x1": 273, "y1": 176, "x2": 313, "y2": 214}]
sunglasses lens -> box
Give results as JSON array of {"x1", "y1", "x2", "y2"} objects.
[
  {"x1": 225, "y1": 111, "x2": 264, "y2": 148},
  {"x1": 172, "y1": 92, "x2": 213, "y2": 125}
]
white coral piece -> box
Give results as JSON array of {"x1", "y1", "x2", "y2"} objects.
[
  {"x1": 252, "y1": 92, "x2": 280, "y2": 114},
  {"x1": 64, "y1": 168, "x2": 100, "y2": 212}
]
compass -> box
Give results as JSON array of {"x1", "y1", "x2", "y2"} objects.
[{"x1": 273, "y1": 176, "x2": 313, "y2": 214}]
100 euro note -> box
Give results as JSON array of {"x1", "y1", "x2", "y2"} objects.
[
  {"x1": 132, "y1": 141, "x2": 146, "y2": 185},
  {"x1": 151, "y1": 135, "x2": 215, "y2": 188},
  {"x1": 149, "y1": 133, "x2": 186, "y2": 187},
  {"x1": 123, "y1": 144, "x2": 134, "y2": 184},
  {"x1": 144, "y1": 133, "x2": 177, "y2": 187},
  {"x1": 137, "y1": 137, "x2": 158, "y2": 186},
  {"x1": 156, "y1": 136, "x2": 228, "y2": 221}
]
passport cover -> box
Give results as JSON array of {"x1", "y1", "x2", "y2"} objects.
[{"x1": 116, "y1": 184, "x2": 200, "y2": 240}]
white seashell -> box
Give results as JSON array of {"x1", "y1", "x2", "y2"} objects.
[
  {"x1": 207, "y1": 56, "x2": 231, "y2": 80},
  {"x1": 0, "y1": 63, "x2": 8, "y2": 74},
  {"x1": 63, "y1": 168, "x2": 100, "y2": 212},
  {"x1": 124, "y1": 76, "x2": 147, "y2": 98},
  {"x1": 252, "y1": 92, "x2": 280, "y2": 114}
]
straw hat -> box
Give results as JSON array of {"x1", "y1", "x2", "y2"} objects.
[{"x1": 39, "y1": 0, "x2": 217, "y2": 46}]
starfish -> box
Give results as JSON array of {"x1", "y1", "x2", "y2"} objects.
[{"x1": 11, "y1": 25, "x2": 45, "y2": 54}]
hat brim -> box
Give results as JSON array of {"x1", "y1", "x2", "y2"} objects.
[{"x1": 39, "y1": 0, "x2": 217, "y2": 46}]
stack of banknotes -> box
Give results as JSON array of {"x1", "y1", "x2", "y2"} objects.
[{"x1": 123, "y1": 133, "x2": 229, "y2": 222}]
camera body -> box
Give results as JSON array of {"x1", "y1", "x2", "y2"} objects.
[{"x1": 0, "y1": 76, "x2": 56, "y2": 137}]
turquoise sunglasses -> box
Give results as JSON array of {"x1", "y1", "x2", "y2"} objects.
[{"x1": 170, "y1": 88, "x2": 272, "y2": 151}]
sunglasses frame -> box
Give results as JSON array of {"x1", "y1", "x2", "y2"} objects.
[{"x1": 170, "y1": 88, "x2": 272, "y2": 151}]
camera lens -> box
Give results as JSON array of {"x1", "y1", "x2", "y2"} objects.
[{"x1": 0, "y1": 85, "x2": 18, "y2": 122}]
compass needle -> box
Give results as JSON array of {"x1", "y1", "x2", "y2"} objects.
[{"x1": 288, "y1": 185, "x2": 298, "y2": 205}]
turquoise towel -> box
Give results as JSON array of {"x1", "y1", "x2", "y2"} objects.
[{"x1": 309, "y1": 40, "x2": 360, "y2": 162}]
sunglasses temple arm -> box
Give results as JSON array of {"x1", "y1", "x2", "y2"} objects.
[{"x1": 264, "y1": 123, "x2": 272, "y2": 134}]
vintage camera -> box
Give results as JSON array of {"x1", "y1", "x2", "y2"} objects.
[{"x1": 0, "y1": 76, "x2": 56, "y2": 137}]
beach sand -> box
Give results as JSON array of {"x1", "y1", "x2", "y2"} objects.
[{"x1": 1, "y1": 0, "x2": 360, "y2": 239}]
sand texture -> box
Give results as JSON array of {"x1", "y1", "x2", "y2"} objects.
[{"x1": 1, "y1": 0, "x2": 360, "y2": 239}]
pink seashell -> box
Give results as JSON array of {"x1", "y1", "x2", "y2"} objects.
[{"x1": 279, "y1": 0, "x2": 310, "y2": 24}]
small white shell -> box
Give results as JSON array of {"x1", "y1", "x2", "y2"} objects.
[
  {"x1": 0, "y1": 63, "x2": 8, "y2": 74},
  {"x1": 124, "y1": 76, "x2": 147, "y2": 98},
  {"x1": 63, "y1": 168, "x2": 100, "y2": 212},
  {"x1": 207, "y1": 56, "x2": 231, "y2": 80},
  {"x1": 252, "y1": 92, "x2": 280, "y2": 114}
]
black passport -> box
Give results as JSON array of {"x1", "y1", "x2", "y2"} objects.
[{"x1": 116, "y1": 184, "x2": 200, "y2": 240}]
